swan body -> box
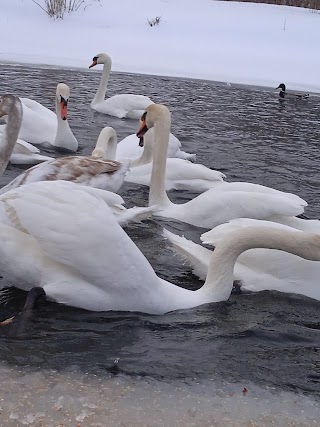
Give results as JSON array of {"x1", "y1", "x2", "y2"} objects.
[
  {"x1": 116, "y1": 128, "x2": 196, "y2": 161},
  {"x1": 89, "y1": 53, "x2": 154, "y2": 119},
  {"x1": 124, "y1": 127, "x2": 224, "y2": 191},
  {"x1": 0, "y1": 127, "x2": 128, "y2": 195},
  {"x1": 164, "y1": 218, "x2": 320, "y2": 301},
  {"x1": 9, "y1": 83, "x2": 78, "y2": 151},
  {"x1": 1, "y1": 180, "x2": 320, "y2": 313},
  {"x1": 125, "y1": 158, "x2": 225, "y2": 191},
  {"x1": 136, "y1": 104, "x2": 307, "y2": 228}
]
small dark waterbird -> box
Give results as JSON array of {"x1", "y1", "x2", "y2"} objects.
[{"x1": 276, "y1": 83, "x2": 309, "y2": 100}]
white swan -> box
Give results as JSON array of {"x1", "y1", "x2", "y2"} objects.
[
  {"x1": 9, "y1": 138, "x2": 53, "y2": 165},
  {"x1": 124, "y1": 127, "x2": 225, "y2": 191},
  {"x1": 0, "y1": 94, "x2": 155, "y2": 225},
  {"x1": 116, "y1": 128, "x2": 196, "y2": 161},
  {"x1": 135, "y1": 104, "x2": 307, "y2": 228},
  {"x1": 1, "y1": 181, "x2": 320, "y2": 314},
  {"x1": 0, "y1": 127, "x2": 128, "y2": 195},
  {"x1": 7, "y1": 83, "x2": 78, "y2": 151},
  {"x1": 89, "y1": 53, "x2": 154, "y2": 119},
  {"x1": 163, "y1": 218, "x2": 320, "y2": 301}
]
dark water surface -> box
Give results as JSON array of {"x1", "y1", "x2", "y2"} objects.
[{"x1": 0, "y1": 64, "x2": 320, "y2": 403}]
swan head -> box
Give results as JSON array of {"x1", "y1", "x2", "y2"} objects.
[
  {"x1": 136, "y1": 104, "x2": 171, "y2": 147},
  {"x1": 276, "y1": 83, "x2": 286, "y2": 91},
  {"x1": 89, "y1": 53, "x2": 111, "y2": 69},
  {"x1": 56, "y1": 83, "x2": 70, "y2": 121},
  {"x1": 0, "y1": 94, "x2": 22, "y2": 118}
]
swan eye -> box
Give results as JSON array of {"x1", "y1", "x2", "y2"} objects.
[
  {"x1": 60, "y1": 96, "x2": 68, "y2": 106},
  {"x1": 93, "y1": 56, "x2": 98, "y2": 62},
  {"x1": 140, "y1": 112, "x2": 147, "y2": 122}
]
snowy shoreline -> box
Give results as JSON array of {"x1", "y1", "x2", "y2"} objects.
[{"x1": 1, "y1": 0, "x2": 320, "y2": 93}]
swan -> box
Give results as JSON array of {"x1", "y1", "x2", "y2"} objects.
[
  {"x1": 0, "y1": 94, "x2": 155, "y2": 225},
  {"x1": 116, "y1": 128, "x2": 196, "y2": 161},
  {"x1": 89, "y1": 53, "x2": 154, "y2": 119},
  {"x1": 9, "y1": 139, "x2": 53, "y2": 165},
  {"x1": 1, "y1": 181, "x2": 320, "y2": 314},
  {"x1": 163, "y1": 218, "x2": 320, "y2": 301},
  {"x1": 124, "y1": 127, "x2": 225, "y2": 191},
  {"x1": 0, "y1": 126, "x2": 128, "y2": 195},
  {"x1": 5, "y1": 83, "x2": 78, "y2": 151},
  {"x1": 135, "y1": 104, "x2": 308, "y2": 229}
]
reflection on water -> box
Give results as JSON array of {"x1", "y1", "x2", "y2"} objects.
[{"x1": 0, "y1": 64, "x2": 320, "y2": 424}]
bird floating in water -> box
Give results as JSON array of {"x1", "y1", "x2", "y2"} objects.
[{"x1": 276, "y1": 83, "x2": 309, "y2": 100}]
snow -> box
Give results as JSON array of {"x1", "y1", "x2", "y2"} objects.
[
  {"x1": 1, "y1": 365, "x2": 320, "y2": 426},
  {"x1": 1, "y1": 0, "x2": 320, "y2": 92}
]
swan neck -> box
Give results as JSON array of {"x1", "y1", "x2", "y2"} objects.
[
  {"x1": 0, "y1": 100, "x2": 22, "y2": 175},
  {"x1": 149, "y1": 120, "x2": 171, "y2": 207},
  {"x1": 201, "y1": 228, "x2": 320, "y2": 302},
  {"x1": 92, "y1": 129, "x2": 117, "y2": 160},
  {"x1": 92, "y1": 59, "x2": 111, "y2": 105},
  {"x1": 53, "y1": 98, "x2": 75, "y2": 149},
  {"x1": 131, "y1": 129, "x2": 154, "y2": 167}
]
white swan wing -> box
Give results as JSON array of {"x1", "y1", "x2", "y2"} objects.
[
  {"x1": 18, "y1": 100, "x2": 57, "y2": 144},
  {"x1": 1, "y1": 181, "x2": 160, "y2": 305},
  {"x1": 163, "y1": 229, "x2": 210, "y2": 281}
]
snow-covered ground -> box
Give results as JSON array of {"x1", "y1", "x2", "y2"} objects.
[
  {"x1": 1, "y1": 365, "x2": 320, "y2": 426},
  {"x1": 1, "y1": 0, "x2": 320, "y2": 92}
]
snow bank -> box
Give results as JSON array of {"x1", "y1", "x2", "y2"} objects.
[{"x1": 1, "y1": 0, "x2": 319, "y2": 92}]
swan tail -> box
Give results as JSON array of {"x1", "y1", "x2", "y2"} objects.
[
  {"x1": 9, "y1": 153, "x2": 54, "y2": 165},
  {"x1": 175, "y1": 150, "x2": 197, "y2": 162},
  {"x1": 116, "y1": 205, "x2": 159, "y2": 226},
  {"x1": 162, "y1": 229, "x2": 210, "y2": 280}
]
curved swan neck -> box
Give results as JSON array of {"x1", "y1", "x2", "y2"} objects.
[
  {"x1": 91, "y1": 128, "x2": 118, "y2": 160},
  {"x1": 92, "y1": 57, "x2": 112, "y2": 105},
  {"x1": 149, "y1": 118, "x2": 172, "y2": 207},
  {"x1": 201, "y1": 227, "x2": 320, "y2": 302},
  {"x1": 0, "y1": 98, "x2": 22, "y2": 175}
]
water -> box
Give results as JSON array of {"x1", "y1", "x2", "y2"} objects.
[{"x1": 0, "y1": 64, "x2": 320, "y2": 426}]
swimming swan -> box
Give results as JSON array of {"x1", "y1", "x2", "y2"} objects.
[
  {"x1": 163, "y1": 218, "x2": 320, "y2": 301},
  {"x1": 136, "y1": 104, "x2": 307, "y2": 228},
  {"x1": 0, "y1": 94, "x2": 155, "y2": 225},
  {"x1": 125, "y1": 127, "x2": 225, "y2": 191},
  {"x1": 9, "y1": 83, "x2": 78, "y2": 151},
  {"x1": 116, "y1": 128, "x2": 196, "y2": 161},
  {"x1": 0, "y1": 127, "x2": 128, "y2": 195},
  {"x1": 89, "y1": 53, "x2": 154, "y2": 119},
  {"x1": 1, "y1": 181, "x2": 320, "y2": 314}
]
